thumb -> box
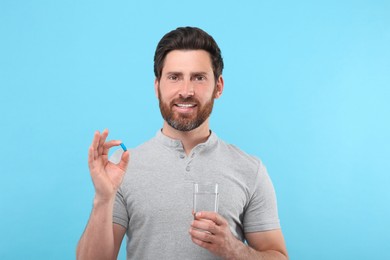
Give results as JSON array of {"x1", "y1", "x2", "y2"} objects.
[{"x1": 118, "y1": 150, "x2": 130, "y2": 171}]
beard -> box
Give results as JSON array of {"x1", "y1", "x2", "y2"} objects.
[{"x1": 158, "y1": 86, "x2": 216, "y2": 132}]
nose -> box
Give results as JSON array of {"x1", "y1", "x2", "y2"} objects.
[{"x1": 179, "y1": 80, "x2": 194, "y2": 98}]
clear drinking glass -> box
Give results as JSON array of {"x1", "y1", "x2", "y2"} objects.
[{"x1": 193, "y1": 183, "x2": 219, "y2": 214}]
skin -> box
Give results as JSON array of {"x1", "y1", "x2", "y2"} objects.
[
  {"x1": 189, "y1": 212, "x2": 288, "y2": 259},
  {"x1": 76, "y1": 50, "x2": 288, "y2": 260},
  {"x1": 76, "y1": 129, "x2": 129, "y2": 260},
  {"x1": 155, "y1": 50, "x2": 224, "y2": 154}
]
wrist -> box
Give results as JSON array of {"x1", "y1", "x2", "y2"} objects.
[
  {"x1": 93, "y1": 195, "x2": 115, "y2": 208},
  {"x1": 224, "y1": 239, "x2": 250, "y2": 260}
]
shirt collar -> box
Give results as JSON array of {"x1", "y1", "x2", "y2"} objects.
[{"x1": 155, "y1": 129, "x2": 218, "y2": 151}]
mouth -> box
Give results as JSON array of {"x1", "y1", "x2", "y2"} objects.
[
  {"x1": 175, "y1": 103, "x2": 196, "y2": 108},
  {"x1": 174, "y1": 103, "x2": 197, "y2": 113}
]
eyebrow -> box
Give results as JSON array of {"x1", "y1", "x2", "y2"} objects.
[
  {"x1": 191, "y1": 72, "x2": 208, "y2": 76},
  {"x1": 164, "y1": 71, "x2": 209, "y2": 76}
]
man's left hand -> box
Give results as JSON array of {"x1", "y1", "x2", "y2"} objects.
[{"x1": 189, "y1": 211, "x2": 240, "y2": 259}]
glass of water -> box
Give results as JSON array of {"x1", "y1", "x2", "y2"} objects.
[{"x1": 193, "y1": 182, "x2": 219, "y2": 214}]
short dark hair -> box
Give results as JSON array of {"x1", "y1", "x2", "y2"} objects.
[{"x1": 154, "y1": 26, "x2": 224, "y2": 81}]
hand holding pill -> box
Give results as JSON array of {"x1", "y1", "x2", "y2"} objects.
[{"x1": 87, "y1": 129, "x2": 130, "y2": 202}]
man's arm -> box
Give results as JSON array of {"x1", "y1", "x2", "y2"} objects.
[
  {"x1": 76, "y1": 129, "x2": 129, "y2": 260},
  {"x1": 241, "y1": 230, "x2": 288, "y2": 260},
  {"x1": 189, "y1": 212, "x2": 288, "y2": 260},
  {"x1": 76, "y1": 203, "x2": 126, "y2": 259}
]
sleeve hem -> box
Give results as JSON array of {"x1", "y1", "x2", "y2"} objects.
[
  {"x1": 113, "y1": 216, "x2": 128, "y2": 229},
  {"x1": 244, "y1": 222, "x2": 281, "y2": 233}
]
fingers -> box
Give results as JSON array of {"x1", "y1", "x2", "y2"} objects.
[
  {"x1": 98, "y1": 129, "x2": 109, "y2": 155},
  {"x1": 191, "y1": 219, "x2": 218, "y2": 235},
  {"x1": 190, "y1": 212, "x2": 228, "y2": 239},
  {"x1": 88, "y1": 130, "x2": 101, "y2": 163},
  {"x1": 88, "y1": 129, "x2": 124, "y2": 162},
  {"x1": 191, "y1": 212, "x2": 224, "y2": 237},
  {"x1": 189, "y1": 213, "x2": 232, "y2": 256},
  {"x1": 194, "y1": 212, "x2": 226, "y2": 226},
  {"x1": 102, "y1": 140, "x2": 122, "y2": 155},
  {"x1": 190, "y1": 226, "x2": 215, "y2": 243},
  {"x1": 118, "y1": 150, "x2": 130, "y2": 171}
]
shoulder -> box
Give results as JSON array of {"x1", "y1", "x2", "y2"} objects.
[{"x1": 215, "y1": 136, "x2": 262, "y2": 170}]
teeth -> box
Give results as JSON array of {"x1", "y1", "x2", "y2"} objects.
[{"x1": 177, "y1": 104, "x2": 195, "y2": 108}]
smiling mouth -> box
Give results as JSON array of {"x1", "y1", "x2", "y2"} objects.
[
  {"x1": 175, "y1": 103, "x2": 196, "y2": 108},
  {"x1": 173, "y1": 103, "x2": 197, "y2": 114}
]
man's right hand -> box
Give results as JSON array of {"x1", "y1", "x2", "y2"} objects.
[{"x1": 88, "y1": 129, "x2": 130, "y2": 203}]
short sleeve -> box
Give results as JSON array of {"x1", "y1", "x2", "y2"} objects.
[
  {"x1": 243, "y1": 161, "x2": 281, "y2": 233},
  {"x1": 110, "y1": 150, "x2": 129, "y2": 229},
  {"x1": 113, "y1": 187, "x2": 129, "y2": 229}
]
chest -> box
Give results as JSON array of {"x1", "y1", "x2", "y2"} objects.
[{"x1": 121, "y1": 161, "x2": 250, "y2": 238}]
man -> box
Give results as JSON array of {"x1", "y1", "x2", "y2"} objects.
[{"x1": 76, "y1": 27, "x2": 288, "y2": 260}]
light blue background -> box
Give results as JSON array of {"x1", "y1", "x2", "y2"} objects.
[{"x1": 1, "y1": 0, "x2": 389, "y2": 259}]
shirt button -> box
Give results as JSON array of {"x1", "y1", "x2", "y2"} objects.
[
  {"x1": 186, "y1": 166, "x2": 191, "y2": 172},
  {"x1": 180, "y1": 154, "x2": 185, "y2": 159}
]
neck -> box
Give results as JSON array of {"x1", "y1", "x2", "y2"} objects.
[{"x1": 162, "y1": 120, "x2": 211, "y2": 155}]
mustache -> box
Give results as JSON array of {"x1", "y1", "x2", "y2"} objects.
[{"x1": 170, "y1": 97, "x2": 200, "y2": 105}]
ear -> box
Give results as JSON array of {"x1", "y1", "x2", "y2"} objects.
[
  {"x1": 214, "y1": 75, "x2": 224, "y2": 99},
  {"x1": 154, "y1": 78, "x2": 159, "y2": 99}
]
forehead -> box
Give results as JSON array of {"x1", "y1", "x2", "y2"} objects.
[{"x1": 162, "y1": 50, "x2": 213, "y2": 74}]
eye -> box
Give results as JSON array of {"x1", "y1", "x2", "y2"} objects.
[
  {"x1": 168, "y1": 74, "x2": 179, "y2": 81},
  {"x1": 194, "y1": 75, "x2": 206, "y2": 81}
]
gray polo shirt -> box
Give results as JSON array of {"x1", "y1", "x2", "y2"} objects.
[{"x1": 111, "y1": 130, "x2": 280, "y2": 259}]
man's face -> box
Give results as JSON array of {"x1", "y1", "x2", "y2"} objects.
[{"x1": 155, "y1": 50, "x2": 223, "y2": 132}]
